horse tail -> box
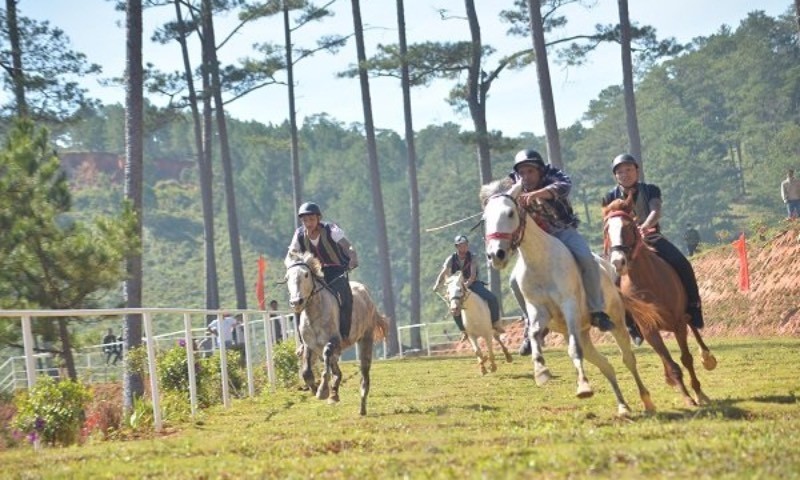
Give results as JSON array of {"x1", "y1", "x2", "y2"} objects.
[
  {"x1": 372, "y1": 313, "x2": 390, "y2": 342},
  {"x1": 619, "y1": 291, "x2": 666, "y2": 332}
]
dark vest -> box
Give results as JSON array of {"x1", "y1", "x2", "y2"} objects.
[
  {"x1": 296, "y1": 222, "x2": 350, "y2": 269},
  {"x1": 449, "y1": 251, "x2": 476, "y2": 279},
  {"x1": 604, "y1": 183, "x2": 662, "y2": 232}
]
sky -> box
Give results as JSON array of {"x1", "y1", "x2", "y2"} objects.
[{"x1": 19, "y1": 0, "x2": 793, "y2": 138}]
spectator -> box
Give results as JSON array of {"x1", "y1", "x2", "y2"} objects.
[
  {"x1": 207, "y1": 313, "x2": 237, "y2": 348},
  {"x1": 102, "y1": 328, "x2": 122, "y2": 365},
  {"x1": 269, "y1": 299, "x2": 285, "y2": 343},
  {"x1": 781, "y1": 168, "x2": 800, "y2": 219},
  {"x1": 684, "y1": 224, "x2": 701, "y2": 256}
]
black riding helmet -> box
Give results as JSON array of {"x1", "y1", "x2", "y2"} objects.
[
  {"x1": 611, "y1": 153, "x2": 639, "y2": 174},
  {"x1": 513, "y1": 149, "x2": 546, "y2": 172},
  {"x1": 297, "y1": 202, "x2": 322, "y2": 217}
]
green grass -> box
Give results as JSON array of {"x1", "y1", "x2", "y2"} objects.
[{"x1": 1, "y1": 337, "x2": 799, "y2": 479}]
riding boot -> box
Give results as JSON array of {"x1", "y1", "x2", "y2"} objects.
[
  {"x1": 590, "y1": 311, "x2": 614, "y2": 332},
  {"x1": 625, "y1": 311, "x2": 643, "y2": 346},
  {"x1": 453, "y1": 314, "x2": 467, "y2": 342},
  {"x1": 518, "y1": 316, "x2": 532, "y2": 356}
]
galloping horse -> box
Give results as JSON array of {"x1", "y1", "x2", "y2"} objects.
[
  {"x1": 481, "y1": 179, "x2": 658, "y2": 416},
  {"x1": 284, "y1": 251, "x2": 389, "y2": 416},
  {"x1": 603, "y1": 196, "x2": 717, "y2": 406},
  {"x1": 444, "y1": 271, "x2": 513, "y2": 375}
]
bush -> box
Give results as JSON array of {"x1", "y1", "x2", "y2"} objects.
[
  {"x1": 14, "y1": 377, "x2": 91, "y2": 446},
  {"x1": 81, "y1": 384, "x2": 122, "y2": 441},
  {"x1": 0, "y1": 401, "x2": 19, "y2": 449},
  {"x1": 156, "y1": 346, "x2": 246, "y2": 407},
  {"x1": 273, "y1": 339, "x2": 301, "y2": 388}
]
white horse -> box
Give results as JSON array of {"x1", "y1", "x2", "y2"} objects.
[
  {"x1": 481, "y1": 180, "x2": 658, "y2": 415},
  {"x1": 284, "y1": 251, "x2": 389, "y2": 416},
  {"x1": 444, "y1": 271, "x2": 513, "y2": 375}
]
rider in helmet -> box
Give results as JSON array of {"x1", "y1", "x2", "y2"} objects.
[
  {"x1": 511, "y1": 149, "x2": 615, "y2": 356},
  {"x1": 286, "y1": 202, "x2": 359, "y2": 341},
  {"x1": 603, "y1": 153, "x2": 705, "y2": 330},
  {"x1": 433, "y1": 234, "x2": 502, "y2": 342}
]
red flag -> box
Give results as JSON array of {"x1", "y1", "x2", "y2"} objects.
[
  {"x1": 731, "y1": 233, "x2": 750, "y2": 292},
  {"x1": 256, "y1": 256, "x2": 267, "y2": 310}
]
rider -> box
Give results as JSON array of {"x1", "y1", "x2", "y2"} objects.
[
  {"x1": 511, "y1": 149, "x2": 616, "y2": 356},
  {"x1": 433, "y1": 234, "x2": 502, "y2": 342},
  {"x1": 602, "y1": 153, "x2": 705, "y2": 329},
  {"x1": 286, "y1": 202, "x2": 359, "y2": 340}
]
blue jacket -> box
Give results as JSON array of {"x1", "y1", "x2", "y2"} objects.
[{"x1": 519, "y1": 165, "x2": 579, "y2": 231}]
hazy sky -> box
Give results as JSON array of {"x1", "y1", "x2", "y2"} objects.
[{"x1": 19, "y1": 0, "x2": 792, "y2": 137}]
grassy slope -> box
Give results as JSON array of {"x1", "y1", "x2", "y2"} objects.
[{"x1": 1, "y1": 338, "x2": 799, "y2": 479}]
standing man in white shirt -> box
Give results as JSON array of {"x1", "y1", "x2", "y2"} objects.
[
  {"x1": 207, "y1": 313, "x2": 237, "y2": 348},
  {"x1": 781, "y1": 168, "x2": 800, "y2": 219}
]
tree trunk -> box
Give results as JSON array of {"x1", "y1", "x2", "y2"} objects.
[
  {"x1": 175, "y1": 0, "x2": 219, "y2": 313},
  {"x1": 526, "y1": 0, "x2": 563, "y2": 169},
  {"x1": 123, "y1": 0, "x2": 144, "y2": 412},
  {"x1": 464, "y1": 0, "x2": 501, "y2": 308},
  {"x1": 57, "y1": 318, "x2": 77, "y2": 380},
  {"x1": 395, "y1": 0, "x2": 422, "y2": 349},
  {"x1": 5, "y1": 0, "x2": 26, "y2": 117},
  {"x1": 618, "y1": 0, "x2": 644, "y2": 178},
  {"x1": 284, "y1": 2, "x2": 303, "y2": 228},
  {"x1": 350, "y1": 0, "x2": 398, "y2": 355},
  {"x1": 202, "y1": 0, "x2": 247, "y2": 309},
  {"x1": 795, "y1": 0, "x2": 800, "y2": 34}
]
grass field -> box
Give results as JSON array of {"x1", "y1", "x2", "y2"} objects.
[{"x1": 1, "y1": 337, "x2": 799, "y2": 479}]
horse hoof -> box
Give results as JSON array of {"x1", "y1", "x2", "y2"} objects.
[
  {"x1": 316, "y1": 386, "x2": 330, "y2": 400},
  {"x1": 576, "y1": 383, "x2": 594, "y2": 399},
  {"x1": 534, "y1": 368, "x2": 552, "y2": 386},
  {"x1": 642, "y1": 394, "x2": 657, "y2": 413},
  {"x1": 327, "y1": 395, "x2": 340, "y2": 405},
  {"x1": 683, "y1": 396, "x2": 698, "y2": 407},
  {"x1": 505, "y1": 353, "x2": 513, "y2": 363},
  {"x1": 701, "y1": 350, "x2": 717, "y2": 371},
  {"x1": 489, "y1": 363, "x2": 497, "y2": 373},
  {"x1": 696, "y1": 393, "x2": 711, "y2": 406},
  {"x1": 617, "y1": 404, "x2": 631, "y2": 417},
  {"x1": 480, "y1": 367, "x2": 488, "y2": 375}
]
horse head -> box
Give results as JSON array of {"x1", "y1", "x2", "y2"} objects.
[
  {"x1": 284, "y1": 251, "x2": 324, "y2": 314},
  {"x1": 444, "y1": 271, "x2": 468, "y2": 315},
  {"x1": 480, "y1": 179, "x2": 524, "y2": 270},
  {"x1": 602, "y1": 195, "x2": 641, "y2": 275}
]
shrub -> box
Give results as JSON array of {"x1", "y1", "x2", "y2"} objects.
[
  {"x1": 125, "y1": 345, "x2": 148, "y2": 377},
  {"x1": 0, "y1": 401, "x2": 19, "y2": 450},
  {"x1": 197, "y1": 349, "x2": 247, "y2": 406},
  {"x1": 273, "y1": 339, "x2": 301, "y2": 388},
  {"x1": 14, "y1": 377, "x2": 91, "y2": 446},
  {"x1": 81, "y1": 384, "x2": 122, "y2": 441}
]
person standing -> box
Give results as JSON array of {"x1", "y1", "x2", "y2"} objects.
[
  {"x1": 285, "y1": 202, "x2": 358, "y2": 341},
  {"x1": 684, "y1": 224, "x2": 701, "y2": 256},
  {"x1": 207, "y1": 313, "x2": 237, "y2": 348},
  {"x1": 781, "y1": 168, "x2": 800, "y2": 219},
  {"x1": 269, "y1": 299, "x2": 285, "y2": 343},
  {"x1": 102, "y1": 328, "x2": 121, "y2": 365},
  {"x1": 603, "y1": 153, "x2": 705, "y2": 329},
  {"x1": 433, "y1": 234, "x2": 502, "y2": 342}
]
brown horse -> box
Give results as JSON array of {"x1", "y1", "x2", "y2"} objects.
[{"x1": 603, "y1": 197, "x2": 717, "y2": 406}]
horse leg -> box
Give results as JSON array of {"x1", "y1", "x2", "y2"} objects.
[
  {"x1": 469, "y1": 336, "x2": 487, "y2": 375},
  {"x1": 690, "y1": 326, "x2": 717, "y2": 371},
  {"x1": 646, "y1": 328, "x2": 695, "y2": 406},
  {"x1": 486, "y1": 335, "x2": 498, "y2": 373},
  {"x1": 494, "y1": 332, "x2": 513, "y2": 364},
  {"x1": 327, "y1": 338, "x2": 344, "y2": 405},
  {"x1": 563, "y1": 305, "x2": 591, "y2": 398},
  {"x1": 316, "y1": 341, "x2": 333, "y2": 400},
  {"x1": 579, "y1": 331, "x2": 629, "y2": 416},
  {"x1": 610, "y1": 323, "x2": 655, "y2": 413},
  {"x1": 300, "y1": 344, "x2": 316, "y2": 393},
  {"x1": 528, "y1": 306, "x2": 552, "y2": 385},
  {"x1": 675, "y1": 326, "x2": 710, "y2": 405},
  {"x1": 357, "y1": 334, "x2": 374, "y2": 416}
]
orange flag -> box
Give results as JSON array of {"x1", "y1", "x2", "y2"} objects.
[
  {"x1": 255, "y1": 256, "x2": 267, "y2": 310},
  {"x1": 731, "y1": 233, "x2": 750, "y2": 292}
]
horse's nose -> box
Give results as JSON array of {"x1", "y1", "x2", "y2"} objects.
[
  {"x1": 289, "y1": 298, "x2": 304, "y2": 308},
  {"x1": 487, "y1": 249, "x2": 506, "y2": 262}
]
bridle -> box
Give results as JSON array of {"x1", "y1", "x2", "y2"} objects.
[
  {"x1": 484, "y1": 193, "x2": 527, "y2": 252},
  {"x1": 285, "y1": 261, "x2": 326, "y2": 302},
  {"x1": 445, "y1": 277, "x2": 472, "y2": 310},
  {"x1": 603, "y1": 210, "x2": 644, "y2": 261}
]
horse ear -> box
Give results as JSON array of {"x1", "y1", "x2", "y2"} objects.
[{"x1": 507, "y1": 181, "x2": 523, "y2": 199}]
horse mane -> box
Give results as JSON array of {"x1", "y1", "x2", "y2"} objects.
[
  {"x1": 479, "y1": 177, "x2": 514, "y2": 206},
  {"x1": 602, "y1": 192, "x2": 636, "y2": 219},
  {"x1": 285, "y1": 250, "x2": 324, "y2": 278}
]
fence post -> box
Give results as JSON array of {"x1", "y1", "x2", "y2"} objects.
[
  {"x1": 242, "y1": 313, "x2": 254, "y2": 398},
  {"x1": 217, "y1": 313, "x2": 231, "y2": 408},
  {"x1": 263, "y1": 313, "x2": 276, "y2": 389},
  {"x1": 182, "y1": 313, "x2": 198, "y2": 418},
  {"x1": 142, "y1": 312, "x2": 163, "y2": 432},
  {"x1": 21, "y1": 315, "x2": 37, "y2": 389}
]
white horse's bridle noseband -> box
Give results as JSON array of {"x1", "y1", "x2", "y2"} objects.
[{"x1": 484, "y1": 193, "x2": 527, "y2": 252}]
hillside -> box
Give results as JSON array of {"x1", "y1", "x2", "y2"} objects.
[{"x1": 454, "y1": 223, "x2": 800, "y2": 354}]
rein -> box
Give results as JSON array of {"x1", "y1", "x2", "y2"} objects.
[
  {"x1": 484, "y1": 193, "x2": 527, "y2": 251},
  {"x1": 286, "y1": 261, "x2": 326, "y2": 300},
  {"x1": 603, "y1": 210, "x2": 644, "y2": 261}
]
